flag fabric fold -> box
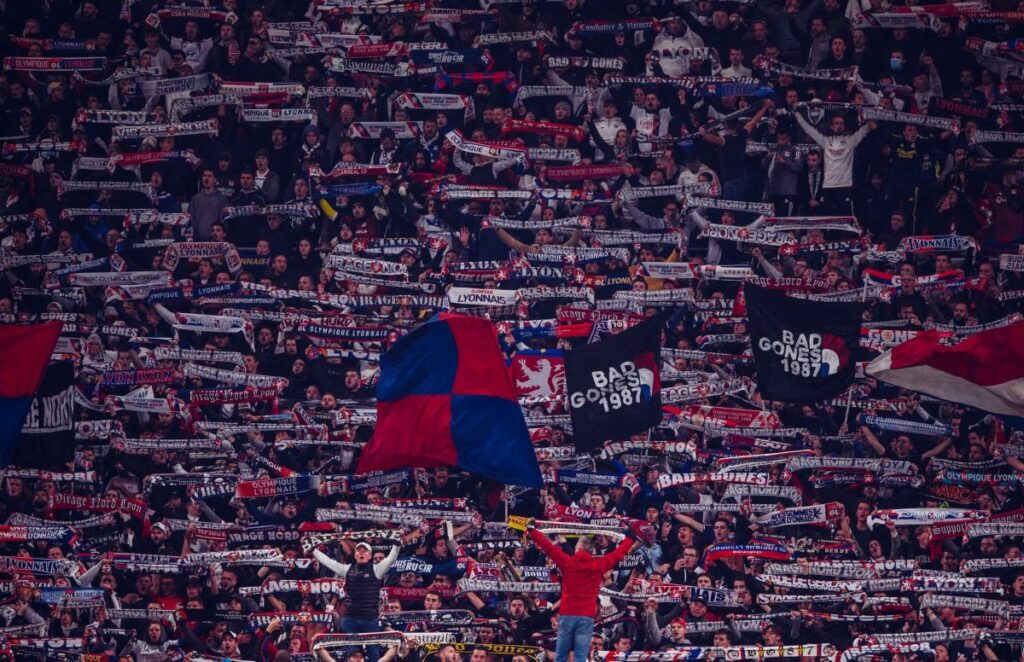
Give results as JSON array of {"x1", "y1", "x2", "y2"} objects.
[
  {"x1": 0, "y1": 322, "x2": 64, "y2": 466},
  {"x1": 356, "y1": 313, "x2": 542, "y2": 487},
  {"x1": 867, "y1": 321, "x2": 1024, "y2": 416}
]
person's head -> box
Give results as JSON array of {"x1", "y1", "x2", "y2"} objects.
[
  {"x1": 662, "y1": 201, "x2": 680, "y2": 223},
  {"x1": 508, "y1": 596, "x2": 527, "y2": 618},
  {"x1": 831, "y1": 37, "x2": 846, "y2": 59},
  {"x1": 221, "y1": 631, "x2": 239, "y2": 654},
  {"x1": 829, "y1": 114, "x2": 846, "y2": 135},
  {"x1": 245, "y1": 35, "x2": 264, "y2": 59},
  {"x1": 806, "y1": 150, "x2": 821, "y2": 170},
  {"x1": 575, "y1": 536, "x2": 595, "y2": 556},
  {"x1": 669, "y1": 618, "x2": 687, "y2": 641},
  {"x1": 424, "y1": 590, "x2": 442, "y2": 609},
  {"x1": 762, "y1": 624, "x2": 784, "y2": 645},
  {"x1": 889, "y1": 50, "x2": 905, "y2": 72},
  {"x1": 952, "y1": 301, "x2": 970, "y2": 323},
  {"x1": 960, "y1": 67, "x2": 975, "y2": 90},
  {"x1": 220, "y1": 568, "x2": 238, "y2": 591},
  {"x1": 712, "y1": 518, "x2": 730, "y2": 542}
]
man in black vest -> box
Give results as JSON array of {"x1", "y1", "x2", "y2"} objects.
[{"x1": 314, "y1": 539, "x2": 399, "y2": 659}]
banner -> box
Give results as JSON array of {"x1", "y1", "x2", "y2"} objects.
[
  {"x1": 746, "y1": 283, "x2": 864, "y2": 402},
  {"x1": 565, "y1": 316, "x2": 661, "y2": 451}
]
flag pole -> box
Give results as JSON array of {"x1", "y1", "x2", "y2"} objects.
[{"x1": 842, "y1": 277, "x2": 870, "y2": 431}]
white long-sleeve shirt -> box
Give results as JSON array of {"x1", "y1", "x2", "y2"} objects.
[
  {"x1": 795, "y1": 112, "x2": 871, "y2": 189},
  {"x1": 313, "y1": 544, "x2": 400, "y2": 579}
]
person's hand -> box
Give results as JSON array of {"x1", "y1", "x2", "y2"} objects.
[
  {"x1": 751, "y1": 247, "x2": 762, "y2": 259},
  {"x1": 838, "y1": 516, "x2": 854, "y2": 541},
  {"x1": 922, "y1": 55, "x2": 934, "y2": 67},
  {"x1": 644, "y1": 598, "x2": 658, "y2": 615},
  {"x1": 266, "y1": 617, "x2": 282, "y2": 634}
]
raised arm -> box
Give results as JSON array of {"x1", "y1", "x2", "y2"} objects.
[
  {"x1": 596, "y1": 534, "x2": 637, "y2": 572},
  {"x1": 529, "y1": 527, "x2": 573, "y2": 568},
  {"x1": 494, "y1": 227, "x2": 536, "y2": 254},
  {"x1": 743, "y1": 102, "x2": 771, "y2": 136},
  {"x1": 794, "y1": 110, "x2": 826, "y2": 147},
  {"x1": 373, "y1": 544, "x2": 400, "y2": 579},
  {"x1": 313, "y1": 548, "x2": 351, "y2": 577}
]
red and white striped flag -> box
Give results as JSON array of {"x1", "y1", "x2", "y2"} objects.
[{"x1": 867, "y1": 321, "x2": 1024, "y2": 416}]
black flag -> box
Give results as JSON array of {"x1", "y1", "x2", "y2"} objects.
[
  {"x1": 9, "y1": 361, "x2": 75, "y2": 468},
  {"x1": 746, "y1": 283, "x2": 864, "y2": 403},
  {"x1": 565, "y1": 316, "x2": 662, "y2": 452}
]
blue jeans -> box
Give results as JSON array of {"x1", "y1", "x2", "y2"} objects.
[
  {"x1": 341, "y1": 616, "x2": 382, "y2": 661},
  {"x1": 555, "y1": 615, "x2": 594, "y2": 662}
]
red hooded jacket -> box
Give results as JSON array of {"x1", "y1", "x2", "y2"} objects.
[{"x1": 529, "y1": 529, "x2": 634, "y2": 618}]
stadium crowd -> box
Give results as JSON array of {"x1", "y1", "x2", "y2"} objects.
[{"x1": 0, "y1": 0, "x2": 1023, "y2": 660}]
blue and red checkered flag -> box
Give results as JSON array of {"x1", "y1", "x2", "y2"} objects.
[
  {"x1": 0, "y1": 322, "x2": 63, "y2": 466},
  {"x1": 356, "y1": 313, "x2": 542, "y2": 487}
]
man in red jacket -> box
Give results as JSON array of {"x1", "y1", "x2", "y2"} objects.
[{"x1": 528, "y1": 524, "x2": 638, "y2": 662}]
